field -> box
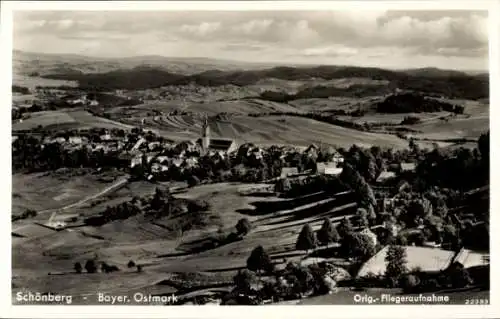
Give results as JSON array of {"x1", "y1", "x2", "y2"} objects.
[
  {"x1": 112, "y1": 106, "x2": 410, "y2": 148},
  {"x1": 406, "y1": 114, "x2": 489, "y2": 140},
  {"x1": 12, "y1": 109, "x2": 134, "y2": 131},
  {"x1": 13, "y1": 73, "x2": 78, "y2": 90},
  {"x1": 134, "y1": 98, "x2": 300, "y2": 115},
  {"x1": 247, "y1": 77, "x2": 389, "y2": 95},
  {"x1": 12, "y1": 179, "x2": 357, "y2": 299},
  {"x1": 11, "y1": 168, "x2": 127, "y2": 217}
]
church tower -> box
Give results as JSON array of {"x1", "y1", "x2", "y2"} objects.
[{"x1": 201, "y1": 114, "x2": 210, "y2": 152}]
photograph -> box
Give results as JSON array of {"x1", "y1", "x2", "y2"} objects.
[{"x1": 3, "y1": 0, "x2": 497, "y2": 317}]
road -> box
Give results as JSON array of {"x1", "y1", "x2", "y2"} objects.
[
  {"x1": 39, "y1": 176, "x2": 130, "y2": 215},
  {"x1": 12, "y1": 176, "x2": 130, "y2": 233}
]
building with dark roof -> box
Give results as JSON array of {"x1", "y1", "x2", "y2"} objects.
[{"x1": 199, "y1": 115, "x2": 238, "y2": 153}]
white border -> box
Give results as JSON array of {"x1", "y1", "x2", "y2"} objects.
[{"x1": 1, "y1": 1, "x2": 499, "y2": 318}]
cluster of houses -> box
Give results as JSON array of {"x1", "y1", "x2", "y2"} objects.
[{"x1": 42, "y1": 132, "x2": 128, "y2": 153}]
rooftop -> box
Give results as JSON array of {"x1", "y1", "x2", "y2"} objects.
[
  {"x1": 357, "y1": 245, "x2": 454, "y2": 278},
  {"x1": 376, "y1": 171, "x2": 396, "y2": 183},
  {"x1": 208, "y1": 138, "x2": 235, "y2": 151},
  {"x1": 400, "y1": 162, "x2": 417, "y2": 172}
]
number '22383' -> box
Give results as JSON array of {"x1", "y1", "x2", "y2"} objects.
[{"x1": 465, "y1": 299, "x2": 489, "y2": 305}]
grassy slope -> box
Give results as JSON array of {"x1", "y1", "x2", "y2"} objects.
[
  {"x1": 11, "y1": 169, "x2": 127, "y2": 216},
  {"x1": 12, "y1": 109, "x2": 134, "y2": 131},
  {"x1": 12, "y1": 181, "x2": 355, "y2": 297}
]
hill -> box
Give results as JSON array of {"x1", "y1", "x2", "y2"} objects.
[
  {"x1": 13, "y1": 50, "x2": 272, "y2": 77},
  {"x1": 40, "y1": 64, "x2": 488, "y2": 100}
]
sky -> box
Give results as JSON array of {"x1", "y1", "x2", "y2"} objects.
[{"x1": 13, "y1": 10, "x2": 489, "y2": 70}]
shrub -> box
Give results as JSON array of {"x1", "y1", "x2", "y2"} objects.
[
  {"x1": 84, "y1": 259, "x2": 97, "y2": 273},
  {"x1": 401, "y1": 116, "x2": 422, "y2": 125},
  {"x1": 296, "y1": 224, "x2": 317, "y2": 253},
  {"x1": 247, "y1": 246, "x2": 274, "y2": 275},
  {"x1": 233, "y1": 269, "x2": 256, "y2": 293},
  {"x1": 187, "y1": 175, "x2": 201, "y2": 187},
  {"x1": 74, "y1": 262, "x2": 82, "y2": 274},
  {"x1": 235, "y1": 218, "x2": 252, "y2": 236},
  {"x1": 317, "y1": 218, "x2": 340, "y2": 246},
  {"x1": 401, "y1": 274, "x2": 420, "y2": 293},
  {"x1": 127, "y1": 260, "x2": 136, "y2": 268}
]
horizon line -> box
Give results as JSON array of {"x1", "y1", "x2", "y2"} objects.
[{"x1": 13, "y1": 49, "x2": 489, "y2": 74}]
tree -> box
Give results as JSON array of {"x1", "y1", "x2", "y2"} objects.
[
  {"x1": 275, "y1": 177, "x2": 291, "y2": 193},
  {"x1": 337, "y1": 217, "x2": 354, "y2": 239},
  {"x1": 84, "y1": 259, "x2": 97, "y2": 273},
  {"x1": 447, "y1": 264, "x2": 473, "y2": 288},
  {"x1": 296, "y1": 224, "x2": 317, "y2": 253},
  {"x1": 385, "y1": 245, "x2": 408, "y2": 287},
  {"x1": 357, "y1": 208, "x2": 370, "y2": 228},
  {"x1": 317, "y1": 218, "x2": 340, "y2": 247},
  {"x1": 187, "y1": 175, "x2": 201, "y2": 188},
  {"x1": 247, "y1": 245, "x2": 274, "y2": 276},
  {"x1": 136, "y1": 265, "x2": 143, "y2": 273},
  {"x1": 401, "y1": 274, "x2": 420, "y2": 293},
  {"x1": 127, "y1": 260, "x2": 136, "y2": 268},
  {"x1": 406, "y1": 199, "x2": 433, "y2": 227},
  {"x1": 478, "y1": 131, "x2": 489, "y2": 166},
  {"x1": 74, "y1": 262, "x2": 82, "y2": 274},
  {"x1": 233, "y1": 269, "x2": 256, "y2": 293},
  {"x1": 342, "y1": 232, "x2": 376, "y2": 262},
  {"x1": 236, "y1": 218, "x2": 252, "y2": 236}
]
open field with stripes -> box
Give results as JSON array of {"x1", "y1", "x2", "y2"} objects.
[{"x1": 12, "y1": 179, "x2": 357, "y2": 300}]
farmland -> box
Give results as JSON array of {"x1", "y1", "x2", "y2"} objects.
[
  {"x1": 12, "y1": 179, "x2": 357, "y2": 299},
  {"x1": 12, "y1": 109, "x2": 134, "y2": 131},
  {"x1": 13, "y1": 73, "x2": 78, "y2": 90},
  {"x1": 11, "y1": 168, "x2": 128, "y2": 217}
]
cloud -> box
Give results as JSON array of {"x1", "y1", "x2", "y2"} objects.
[
  {"x1": 301, "y1": 46, "x2": 359, "y2": 57},
  {"x1": 12, "y1": 10, "x2": 489, "y2": 70}
]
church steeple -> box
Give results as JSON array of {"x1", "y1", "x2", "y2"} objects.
[{"x1": 201, "y1": 114, "x2": 210, "y2": 152}]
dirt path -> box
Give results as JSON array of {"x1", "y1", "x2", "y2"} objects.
[
  {"x1": 38, "y1": 176, "x2": 130, "y2": 215},
  {"x1": 12, "y1": 176, "x2": 130, "y2": 233}
]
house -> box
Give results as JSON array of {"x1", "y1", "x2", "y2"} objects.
[
  {"x1": 148, "y1": 142, "x2": 161, "y2": 151},
  {"x1": 317, "y1": 162, "x2": 343, "y2": 175},
  {"x1": 62, "y1": 93, "x2": 87, "y2": 105},
  {"x1": 100, "y1": 134, "x2": 112, "y2": 142},
  {"x1": 280, "y1": 167, "x2": 299, "y2": 178},
  {"x1": 357, "y1": 246, "x2": 454, "y2": 278},
  {"x1": 176, "y1": 140, "x2": 199, "y2": 153},
  {"x1": 250, "y1": 147, "x2": 264, "y2": 160},
  {"x1": 156, "y1": 156, "x2": 169, "y2": 164},
  {"x1": 68, "y1": 136, "x2": 84, "y2": 145},
  {"x1": 451, "y1": 248, "x2": 489, "y2": 269},
  {"x1": 357, "y1": 246, "x2": 490, "y2": 278},
  {"x1": 304, "y1": 144, "x2": 319, "y2": 158},
  {"x1": 172, "y1": 158, "x2": 184, "y2": 167},
  {"x1": 50, "y1": 137, "x2": 66, "y2": 144},
  {"x1": 331, "y1": 150, "x2": 344, "y2": 166},
  {"x1": 146, "y1": 154, "x2": 157, "y2": 164},
  {"x1": 130, "y1": 156, "x2": 142, "y2": 168},
  {"x1": 184, "y1": 157, "x2": 198, "y2": 168},
  {"x1": 400, "y1": 162, "x2": 417, "y2": 173},
  {"x1": 206, "y1": 138, "x2": 238, "y2": 153},
  {"x1": 376, "y1": 171, "x2": 396, "y2": 183},
  {"x1": 382, "y1": 221, "x2": 401, "y2": 237},
  {"x1": 151, "y1": 163, "x2": 169, "y2": 174},
  {"x1": 200, "y1": 116, "x2": 238, "y2": 153}
]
